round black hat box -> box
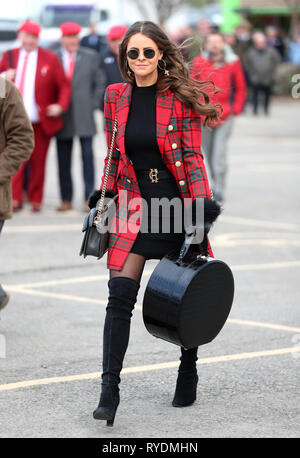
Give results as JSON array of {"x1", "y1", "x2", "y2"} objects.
[{"x1": 142, "y1": 248, "x2": 235, "y2": 349}]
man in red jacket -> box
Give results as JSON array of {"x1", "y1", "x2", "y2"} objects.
[
  {"x1": 0, "y1": 21, "x2": 71, "y2": 212},
  {"x1": 191, "y1": 32, "x2": 246, "y2": 204}
]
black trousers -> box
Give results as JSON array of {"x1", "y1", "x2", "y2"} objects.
[
  {"x1": 0, "y1": 220, "x2": 4, "y2": 234},
  {"x1": 252, "y1": 83, "x2": 272, "y2": 114},
  {"x1": 56, "y1": 137, "x2": 95, "y2": 202}
]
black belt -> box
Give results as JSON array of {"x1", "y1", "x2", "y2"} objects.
[{"x1": 135, "y1": 168, "x2": 173, "y2": 183}]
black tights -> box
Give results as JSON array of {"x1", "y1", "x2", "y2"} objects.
[
  {"x1": 109, "y1": 252, "x2": 198, "y2": 366},
  {"x1": 109, "y1": 252, "x2": 147, "y2": 283}
]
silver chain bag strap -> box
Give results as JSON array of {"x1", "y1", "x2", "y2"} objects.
[{"x1": 80, "y1": 116, "x2": 118, "y2": 259}]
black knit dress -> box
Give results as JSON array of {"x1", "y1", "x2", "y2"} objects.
[{"x1": 125, "y1": 82, "x2": 185, "y2": 259}]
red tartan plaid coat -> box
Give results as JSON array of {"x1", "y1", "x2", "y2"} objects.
[{"x1": 100, "y1": 82, "x2": 215, "y2": 271}]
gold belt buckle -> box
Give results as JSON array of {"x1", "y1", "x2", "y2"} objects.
[{"x1": 149, "y1": 168, "x2": 159, "y2": 183}]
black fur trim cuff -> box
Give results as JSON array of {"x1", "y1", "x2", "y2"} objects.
[
  {"x1": 191, "y1": 197, "x2": 223, "y2": 231},
  {"x1": 88, "y1": 189, "x2": 118, "y2": 209}
]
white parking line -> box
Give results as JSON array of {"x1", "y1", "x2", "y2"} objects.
[
  {"x1": 220, "y1": 216, "x2": 300, "y2": 231},
  {"x1": 2, "y1": 270, "x2": 154, "y2": 289},
  {"x1": 0, "y1": 346, "x2": 299, "y2": 392},
  {"x1": 3, "y1": 216, "x2": 300, "y2": 233},
  {"x1": 3, "y1": 224, "x2": 81, "y2": 233},
  {"x1": 4, "y1": 287, "x2": 300, "y2": 334},
  {"x1": 4, "y1": 260, "x2": 300, "y2": 291}
]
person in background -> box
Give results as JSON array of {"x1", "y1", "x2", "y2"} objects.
[
  {"x1": 176, "y1": 25, "x2": 200, "y2": 63},
  {"x1": 0, "y1": 20, "x2": 71, "y2": 213},
  {"x1": 0, "y1": 76, "x2": 34, "y2": 310},
  {"x1": 234, "y1": 22, "x2": 253, "y2": 109},
  {"x1": 289, "y1": 33, "x2": 300, "y2": 66},
  {"x1": 265, "y1": 26, "x2": 285, "y2": 60},
  {"x1": 99, "y1": 25, "x2": 127, "y2": 112},
  {"x1": 80, "y1": 23, "x2": 106, "y2": 55},
  {"x1": 244, "y1": 31, "x2": 281, "y2": 116},
  {"x1": 191, "y1": 32, "x2": 247, "y2": 205},
  {"x1": 224, "y1": 33, "x2": 237, "y2": 50},
  {"x1": 196, "y1": 19, "x2": 212, "y2": 40},
  {"x1": 234, "y1": 21, "x2": 252, "y2": 61},
  {"x1": 56, "y1": 22, "x2": 102, "y2": 213}
]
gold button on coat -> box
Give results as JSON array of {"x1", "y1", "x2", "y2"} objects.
[
  {"x1": 172, "y1": 143, "x2": 177, "y2": 150},
  {"x1": 126, "y1": 179, "x2": 131, "y2": 183},
  {"x1": 175, "y1": 161, "x2": 181, "y2": 167},
  {"x1": 168, "y1": 125, "x2": 174, "y2": 131},
  {"x1": 179, "y1": 180, "x2": 185, "y2": 186}
]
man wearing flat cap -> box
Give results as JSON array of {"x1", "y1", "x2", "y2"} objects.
[
  {"x1": 0, "y1": 20, "x2": 71, "y2": 212},
  {"x1": 55, "y1": 22, "x2": 102, "y2": 212},
  {"x1": 98, "y1": 25, "x2": 127, "y2": 112}
]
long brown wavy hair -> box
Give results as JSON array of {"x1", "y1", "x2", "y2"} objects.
[{"x1": 118, "y1": 21, "x2": 222, "y2": 126}]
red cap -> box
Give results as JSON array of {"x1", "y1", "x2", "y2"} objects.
[
  {"x1": 107, "y1": 25, "x2": 127, "y2": 41},
  {"x1": 60, "y1": 22, "x2": 82, "y2": 37},
  {"x1": 18, "y1": 20, "x2": 41, "y2": 37}
]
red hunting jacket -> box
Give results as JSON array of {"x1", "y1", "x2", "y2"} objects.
[
  {"x1": 0, "y1": 47, "x2": 71, "y2": 136},
  {"x1": 100, "y1": 82, "x2": 215, "y2": 271},
  {"x1": 191, "y1": 53, "x2": 246, "y2": 126}
]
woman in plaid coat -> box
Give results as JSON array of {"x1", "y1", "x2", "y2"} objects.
[{"x1": 89, "y1": 21, "x2": 222, "y2": 426}]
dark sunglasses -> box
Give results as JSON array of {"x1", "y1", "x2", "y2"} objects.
[{"x1": 127, "y1": 48, "x2": 156, "y2": 60}]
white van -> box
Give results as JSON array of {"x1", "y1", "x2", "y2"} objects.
[
  {"x1": 0, "y1": 20, "x2": 19, "y2": 58},
  {"x1": 39, "y1": 0, "x2": 110, "y2": 49}
]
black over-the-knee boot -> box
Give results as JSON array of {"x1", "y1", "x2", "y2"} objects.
[
  {"x1": 93, "y1": 276, "x2": 140, "y2": 426},
  {"x1": 172, "y1": 346, "x2": 199, "y2": 407}
]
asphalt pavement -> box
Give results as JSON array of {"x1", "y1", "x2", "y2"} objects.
[{"x1": 0, "y1": 99, "x2": 299, "y2": 438}]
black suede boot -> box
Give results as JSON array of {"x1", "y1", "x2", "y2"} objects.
[
  {"x1": 93, "y1": 276, "x2": 140, "y2": 426},
  {"x1": 172, "y1": 346, "x2": 199, "y2": 407}
]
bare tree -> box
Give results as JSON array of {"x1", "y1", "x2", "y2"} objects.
[
  {"x1": 131, "y1": 0, "x2": 217, "y2": 26},
  {"x1": 283, "y1": 0, "x2": 300, "y2": 36},
  {"x1": 154, "y1": 0, "x2": 186, "y2": 25},
  {"x1": 131, "y1": 0, "x2": 151, "y2": 21}
]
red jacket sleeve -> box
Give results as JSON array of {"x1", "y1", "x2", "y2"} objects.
[
  {"x1": 231, "y1": 59, "x2": 247, "y2": 115},
  {"x1": 0, "y1": 51, "x2": 10, "y2": 73},
  {"x1": 181, "y1": 104, "x2": 211, "y2": 200}
]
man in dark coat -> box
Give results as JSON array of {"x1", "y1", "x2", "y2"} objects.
[
  {"x1": 80, "y1": 23, "x2": 106, "y2": 54},
  {"x1": 56, "y1": 22, "x2": 102, "y2": 212},
  {"x1": 244, "y1": 31, "x2": 281, "y2": 115},
  {"x1": 99, "y1": 25, "x2": 127, "y2": 112}
]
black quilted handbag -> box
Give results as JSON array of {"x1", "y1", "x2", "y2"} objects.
[{"x1": 79, "y1": 117, "x2": 118, "y2": 260}]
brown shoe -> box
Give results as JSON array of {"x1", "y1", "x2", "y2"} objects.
[
  {"x1": 12, "y1": 201, "x2": 23, "y2": 211},
  {"x1": 56, "y1": 201, "x2": 72, "y2": 212}
]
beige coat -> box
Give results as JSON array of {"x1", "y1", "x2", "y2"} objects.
[{"x1": 0, "y1": 77, "x2": 34, "y2": 219}]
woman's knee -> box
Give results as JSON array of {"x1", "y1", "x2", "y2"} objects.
[{"x1": 110, "y1": 253, "x2": 146, "y2": 282}]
